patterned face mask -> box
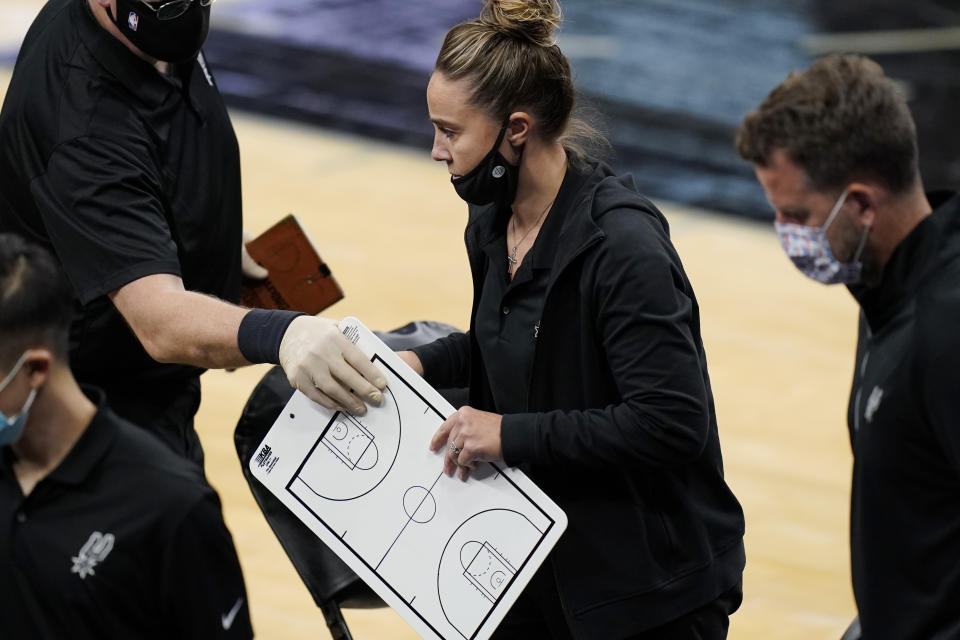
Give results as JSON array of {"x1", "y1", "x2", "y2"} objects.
[{"x1": 775, "y1": 188, "x2": 870, "y2": 285}]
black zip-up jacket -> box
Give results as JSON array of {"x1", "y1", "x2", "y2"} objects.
[
  {"x1": 847, "y1": 191, "x2": 960, "y2": 639},
  {"x1": 414, "y1": 159, "x2": 745, "y2": 638}
]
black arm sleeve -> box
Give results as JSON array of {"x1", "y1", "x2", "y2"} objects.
[{"x1": 411, "y1": 330, "x2": 472, "y2": 389}]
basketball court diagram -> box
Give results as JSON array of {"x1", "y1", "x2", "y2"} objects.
[
  {"x1": 292, "y1": 384, "x2": 401, "y2": 501},
  {"x1": 438, "y1": 509, "x2": 547, "y2": 638},
  {"x1": 252, "y1": 318, "x2": 567, "y2": 640}
]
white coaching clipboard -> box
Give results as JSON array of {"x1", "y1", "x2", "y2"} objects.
[{"x1": 250, "y1": 317, "x2": 567, "y2": 640}]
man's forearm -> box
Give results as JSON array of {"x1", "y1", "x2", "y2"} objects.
[
  {"x1": 110, "y1": 273, "x2": 386, "y2": 413},
  {"x1": 150, "y1": 290, "x2": 254, "y2": 368},
  {"x1": 110, "y1": 273, "x2": 253, "y2": 369}
]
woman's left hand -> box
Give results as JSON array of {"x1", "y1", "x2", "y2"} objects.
[{"x1": 430, "y1": 406, "x2": 503, "y2": 480}]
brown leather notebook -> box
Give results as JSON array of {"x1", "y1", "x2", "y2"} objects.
[{"x1": 240, "y1": 215, "x2": 344, "y2": 315}]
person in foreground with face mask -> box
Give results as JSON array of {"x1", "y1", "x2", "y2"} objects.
[
  {"x1": 0, "y1": 234, "x2": 253, "y2": 639},
  {"x1": 397, "y1": 1, "x2": 745, "y2": 637},
  {"x1": 736, "y1": 54, "x2": 960, "y2": 639},
  {"x1": 0, "y1": 0, "x2": 386, "y2": 467}
]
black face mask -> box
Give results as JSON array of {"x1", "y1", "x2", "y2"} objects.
[
  {"x1": 111, "y1": 0, "x2": 211, "y2": 63},
  {"x1": 451, "y1": 125, "x2": 522, "y2": 208}
]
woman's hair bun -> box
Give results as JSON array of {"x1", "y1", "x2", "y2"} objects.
[{"x1": 480, "y1": 0, "x2": 562, "y2": 47}]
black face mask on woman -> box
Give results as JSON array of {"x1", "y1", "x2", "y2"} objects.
[
  {"x1": 110, "y1": 0, "x2": 211, "y2": 64},
  {"x1": 452, "y1": 125, "x2": 522, "y2": 208}
]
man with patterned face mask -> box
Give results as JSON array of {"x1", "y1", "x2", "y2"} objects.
[
  {"x1": 737, "y1": 54, "x2": 960, "y2": 639},
  {"x1": 0, "y1": 233, "x2": 253, "y2": 639},
  {"x1": 0, "y1": 0, "x2": 386, "y2": 467}
]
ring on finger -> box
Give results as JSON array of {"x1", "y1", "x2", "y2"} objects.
[{"x1": 448, "y1": 441, "x2": 461, "y2": 455}]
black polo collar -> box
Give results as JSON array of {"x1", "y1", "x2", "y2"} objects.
[
  {"x1": 74, "y1": 0, "x2": 174, "y2": 109},
  {"x1": 0, "y1": 386, "x2": 117, "y2": 496},
  {"x1": 478, "y1": 162, "x2": 587, "y2": 279},
  {"x1": 43, "y1": 387, "x2": 118, "y2": 487},
  {"x1": 531, "y1": 164, "x2": 591, "y2": 270},
  {"x1": 470, "y1": 157, "x2": 600, "y2": 267},
  {"x1": 851, "y1": 191, "x2": 960, "y2": 332}
]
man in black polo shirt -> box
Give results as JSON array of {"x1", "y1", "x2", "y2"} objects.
[
  {"x1": 0, "y1": 233, "x2": 253, "y2": 639},
  {"x1": 0, "y1": 0, "x2": 386, "y2": 466},
  {"x1": 736, "y1": 55, "x2": 960, "y2": 639}
]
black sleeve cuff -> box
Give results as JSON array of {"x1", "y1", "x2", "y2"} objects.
[
  {"x1": 410, "y1": 342, "x2": 444, "y2": 384},
  {"x1": 500, "y1": 413, "x2": 539, "y2": 466},
  {"x1": 237, "y1": 309, "x2": 304, "y2": 364},
  {"x1": 410, "y1": 331, "x2": 470, "y2": 389}
]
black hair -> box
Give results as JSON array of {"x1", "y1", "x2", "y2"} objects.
[{"x1": 0, "y1": 234, "x2": 74, "y2": 368}]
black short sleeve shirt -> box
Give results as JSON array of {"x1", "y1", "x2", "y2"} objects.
[
  {"x1": 0, "y1": 389, "x2": 253, "y2": 639},
  {"x1": 0, "y1": 0, "x2": 243, "y2": 388}
]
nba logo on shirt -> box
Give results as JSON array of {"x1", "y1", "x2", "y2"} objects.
[{"x1": 128, "y1": 12, "x2": 139, "y2": 31}]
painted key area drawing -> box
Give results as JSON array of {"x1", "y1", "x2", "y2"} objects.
[{"x1": 251, "y1": 318, "x2": 567, "y2": 640}]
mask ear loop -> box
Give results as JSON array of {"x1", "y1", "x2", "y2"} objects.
[
  {"x1": 851, "y1": 222, "x2": 871, "y2": 264},
  {"x1": 822, "y1": 187, "x2": 851, "y2": 232},
  {"x1": 828, "y1": 187, "x2": 870, "y2": 264},
  {"x1": 18, "y1": 388, "x2": 38, "y2": 420},
  {"x1": 0, "y1": 352, "x2": 36, "y2": 426},
  {"x1": 0, "y1": 351, "x2": 30, "y2": 395},
  {"x1": 494, "y1": 123, "x2": 508, "y2": 148}
]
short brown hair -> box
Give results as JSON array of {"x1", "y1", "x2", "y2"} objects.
[
  {"x1": 435, "y1": 0, "x2": 603, "y2": 162},
  {"x1": 735, "y1": 54, "x2": 919, "y2": 194}
]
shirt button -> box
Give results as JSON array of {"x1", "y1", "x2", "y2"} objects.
[
  {"x1": 16, "y1": 512, "x2": 26, "y2": 524},
  {"x1": 502, "y1": 306, "x2": 510, "y2": 316}
]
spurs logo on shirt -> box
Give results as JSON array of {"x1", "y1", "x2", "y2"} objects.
[{"x1": 71, "y1": 531, "x2": 115, "y2": 579}]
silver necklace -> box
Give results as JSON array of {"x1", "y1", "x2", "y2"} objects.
[{"x1": 507, "y1": 199, "x2": 553, "y2": 273}]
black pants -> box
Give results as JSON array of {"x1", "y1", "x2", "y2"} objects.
[
  {"x1": 492, "y1": 567, "x2": 742, "y2": 640},
  {"x1": 104, "y1": 376, "x2": 205, "y2": 467}
]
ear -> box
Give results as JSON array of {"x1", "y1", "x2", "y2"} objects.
[
  {"x1": 505, "y1": 111, "x2": 533, "y2": 148},
  {"x1": 24, "y1": 350, "x2": 53, "y2": 390},
  {"x1": 846, "y1": 182, "x2": 880, "y2": 228}
]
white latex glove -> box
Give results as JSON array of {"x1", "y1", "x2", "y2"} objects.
[
  {"x1": 241, "y1": 229, "x2": 269, "y2": 280},
  {"x1": 279, "y1": 316, "x2": 387, "y2": 415}
]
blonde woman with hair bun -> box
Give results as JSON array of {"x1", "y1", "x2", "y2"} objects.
[{"x1": 399, "y1": 2, "x2": 745, "y2": 637}]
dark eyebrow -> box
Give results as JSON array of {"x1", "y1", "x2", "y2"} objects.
[{"x1": 430, "y1": 119, "x2": 455, "y2": 130}]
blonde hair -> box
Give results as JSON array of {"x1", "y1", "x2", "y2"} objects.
[{"x1": 436, "y1": 0, "x2": 604, "y2": 163}]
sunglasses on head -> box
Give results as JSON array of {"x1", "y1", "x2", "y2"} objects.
[{"x1": 135, "y1": 0, "x2": 215, "y2": 21}]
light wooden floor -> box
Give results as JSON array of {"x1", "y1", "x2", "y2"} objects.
[{"x1": 3, "y1": 22, "x2": 860, "y2": 637}]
